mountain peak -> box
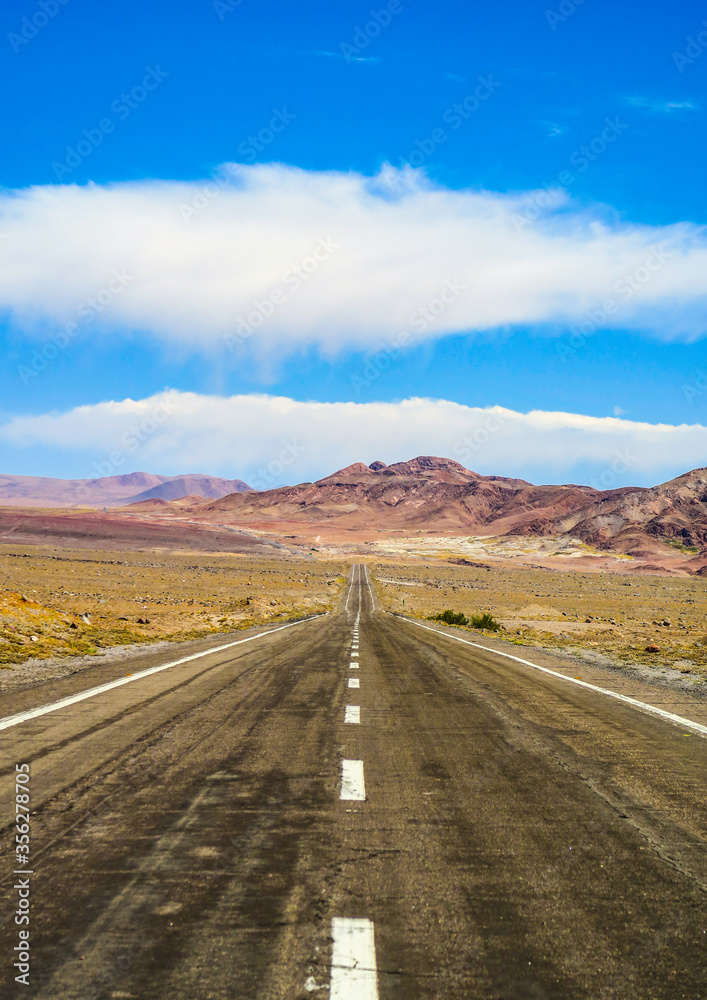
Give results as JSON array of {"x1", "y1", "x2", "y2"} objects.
[
  {"x1": 327, "y1": 462, "x2": 373, "y2": 478},
  {"x1": 385, "y1": 456, "x2": 475, "y2": 476},
  {"x1": 325, "y1": 456, "x2": 475, "y2": 480}
]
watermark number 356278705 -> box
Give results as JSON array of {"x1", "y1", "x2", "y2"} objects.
[{"x1": 13, "y1": 764, "x2": 32, "y2": 987}]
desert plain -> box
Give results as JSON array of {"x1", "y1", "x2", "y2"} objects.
[
  {"x1": 2, "y1": 529, "x2": 706, "y2": 691},
  {"x1": 2, "y1": 457, "x2": 707, "y2": 688},
  {"x1": 0, "y1": 541, "x2": 346, "y2": 675}
]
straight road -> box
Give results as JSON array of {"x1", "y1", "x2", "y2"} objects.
[{"x1": 0, "y1": 564, "x2": 704, "y2": 998}]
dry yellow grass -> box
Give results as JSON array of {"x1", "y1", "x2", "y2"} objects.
[
  {"x1": 0, "y1": 545, "x2": 347, "y2": 666},
  {"x1": 372, "y1": 560, "x2": 707, "y2": 678}
]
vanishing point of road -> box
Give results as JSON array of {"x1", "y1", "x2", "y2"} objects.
[{"x1": 0, "y1": 565, "x2": 704, "y2": 998}]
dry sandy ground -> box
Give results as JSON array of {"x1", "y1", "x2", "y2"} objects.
[
  {"x1": 2, "y1": 504, "x2": 701, "y2": 574},
  {"x1": 182, "y1": 521, "x2": 699, "y2": 575},
  {"x1": 0, "y1": 544, "x2": 347, "y2": 675},
  {"x1": 3, "y1": 530, "x2": 707, "y2": 690},
  {"x1": 371, "y1": 560, "x2": 707, "y2": 684},
  {"x1": 0, "y1": 507, "x2": 288, "y2": 554}
]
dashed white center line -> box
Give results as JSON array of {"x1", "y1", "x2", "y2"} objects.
[
  {"x1": 350, "y1": 651, "x2": 359, "y2": 657},
  {"x1": 348, "y1": 677, "x2": 360, "y2": 688},
  {"x1": 329, "y1": 917, "x2": 379, "y2": 999},
  {"x1": 340, "y1": 760, "x2": 366, "y2": 801},
  {"x1": 349, "y1": 661, "x2": 359, "y2": 669},
  {"x1": 344, "y1": 705, "x2": 360, "y2": 724}
]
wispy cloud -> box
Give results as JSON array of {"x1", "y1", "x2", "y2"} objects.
[
  {"x1": 248, "y1": 45, "x2": 381, "y2": 63},
  {"x1": 538, "y1": 120, "x2": 570, "y2": 137},
  {"x1": 0, "y1": 163, "x2": 706, "y2": 359},
  {"x1": 625, "y1": 96, "x2": 698, "y2": 114},
  {"x1": 1, "y1": 390, "x2": 705, "y2": 487},
  {"x1": 306, "y1": 49, "x2": 380, "y2": 63}
]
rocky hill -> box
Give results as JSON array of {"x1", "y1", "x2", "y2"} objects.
[
  {"x1": 200, "y1": 456, "x2": 596, "y2": 531},
  {"x1": 196, "y1": 456, "x2": 707, "y2": 561},
  {"x1": 6, "y1": 457, "x2": 707, "y2": 567},
  {"x1": 554, "y1": 467, "x2": 707, "y2": 556}
]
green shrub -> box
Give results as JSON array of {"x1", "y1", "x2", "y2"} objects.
[
  {"x1": 429, "y1": 609, "x2": 500, "y2": 631},
  {"x1": 665, "y1": 539, "x2": 699, "y2": 555},
  {"x1": 431, "y1": 609, "x2": 468, "y2": 625},
  {"x1": 468, "y1": 612, "x2": 500, "y2": 631}
]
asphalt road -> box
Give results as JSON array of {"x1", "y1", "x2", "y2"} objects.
[{"x1": 0, "y1": 564, "x2": 705, "y2": 998}]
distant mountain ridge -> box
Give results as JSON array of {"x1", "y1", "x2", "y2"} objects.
[
  {"x1": 5, "y1": 458, "x2": 707, "y2": 565},
  {"x1": 0, "y1": 472, "x2": 251, "y2": 508},
  {"x1": 194, "y1": 456, "x2": 707, "y2": 560}
]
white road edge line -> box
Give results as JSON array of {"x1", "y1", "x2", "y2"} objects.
[
  {"x1": 364, "y1": 565, "x2": 376, "y2": 611},
  {"x1": 345, "y1": 565, "x2": 357, "y2": 612},
  {"x1": 396, "y1": 615, "x2": 707, "y2": 738},
  {"x1": 0, "y1": 614, "x2": 328, "y2": 733},
  {"x1": 329, "y1": 917, "x2": 379, "y2": 999},
  {"x1": 348, "y1": 677, "x2": 360, "y2": 688},
  {"x1": 340, "y1": 760, "x2": 366, "y2": 801},
  {"x1": 344, "y1": 705, "x2": 360, "y2": 724}
]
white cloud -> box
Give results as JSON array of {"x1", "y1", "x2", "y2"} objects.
[
  {"x1": 1, "y1": 390, "x2": 705, "y2": 488},
  {"x1": 0, "y1": 164, "x2": 706, "y2": 357},
  {"x1": 539, "y1": 120, "x2": 569, "y2": 137},
  {"x1": 626, "y1": 96, "x2": 698, "y2": 114}
]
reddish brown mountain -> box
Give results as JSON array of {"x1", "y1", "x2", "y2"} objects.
[
  {"x1": 555, "y1": 467, "x2": 707, "y2": 556},
  {"x1": 194, "y1": 456, "x2": 707, "y2": 561},
  {"x1": 6, "y1": 457, "x2": 707, "y2": 567},
  {"x1": 197, "y1": 456, "x2": 591, "y2": 532}
]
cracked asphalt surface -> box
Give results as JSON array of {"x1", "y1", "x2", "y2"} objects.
[{"x1": 0, "y1": 565, "x2": 705, "y2": 998}]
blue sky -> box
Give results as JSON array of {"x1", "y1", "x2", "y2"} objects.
[{"x1": 1, "y1": 0, "x2": 706, "y2": 486}]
